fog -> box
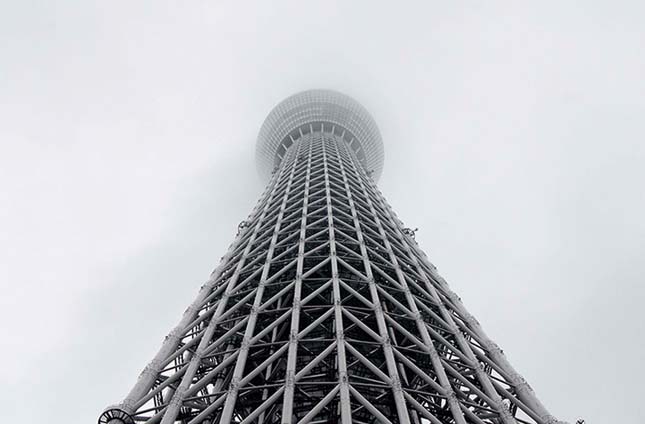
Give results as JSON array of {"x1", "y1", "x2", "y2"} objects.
[{"x1": 1, "y1": 1, "x2": 644, "y2": 423}]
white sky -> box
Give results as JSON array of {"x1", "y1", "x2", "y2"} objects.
[{"x1": 1, "y1": 1, "x2": 644, "y2": 423}]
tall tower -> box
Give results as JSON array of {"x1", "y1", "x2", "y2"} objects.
[{"x1": 100, "y1": 90, "x2": 563, "y2": 424}]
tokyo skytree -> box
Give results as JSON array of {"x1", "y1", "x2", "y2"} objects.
[{"x1": 99, "y1": 90, "x2": 564, "y2": 424}]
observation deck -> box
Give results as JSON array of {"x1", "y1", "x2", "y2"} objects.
[{"x1": 256, "y1": 89, "x2": 384, "y2": 181}]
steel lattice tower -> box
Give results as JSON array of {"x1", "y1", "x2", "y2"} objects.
[{"x1": 100, "y1": 90, "x2": 564, "y2": 424}]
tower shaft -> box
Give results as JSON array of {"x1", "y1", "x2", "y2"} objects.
[
  {"x1": 100, "y1": 90, "x2": 563, "y2": 424},
  {"x1": 101, "y1": 130, "x2": 560, "y2": 424}
]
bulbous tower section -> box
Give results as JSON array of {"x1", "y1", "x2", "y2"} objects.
[{"x1": 256, "y1": 89, "x2": 384, "y2": 181}]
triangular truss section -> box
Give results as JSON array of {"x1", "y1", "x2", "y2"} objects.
[{"x1": 101, "y1": 132, "x2": 563, "y2": 424}]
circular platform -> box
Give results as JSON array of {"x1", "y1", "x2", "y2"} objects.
[
  {"x1": 98, "y1": 407, "x2": 134, "y2": 424},
  {"x1": 256, "y1": 89, "x2": 384, "y2": 181}
]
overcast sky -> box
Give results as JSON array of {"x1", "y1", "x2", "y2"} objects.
[{"x1": 1, "y1": 1, "x2": 644, "y2": 423}]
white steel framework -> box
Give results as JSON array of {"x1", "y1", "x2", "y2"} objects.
[{"x1": 100, "y1": 90, "x2": 564, "y2": 424}]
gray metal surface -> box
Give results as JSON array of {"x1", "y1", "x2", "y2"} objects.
[{"x1": 100, "y1": 93, "x2": 564, "y2": 424}]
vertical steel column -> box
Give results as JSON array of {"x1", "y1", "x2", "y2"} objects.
[
  {"x1": 341, "y1": 143, "x2": 476, "y2": 424},
  {"x1": 218, "y1": 141, "x2": 304, "y2": 423},
  {"x1": 370, "y1": 175, "x2": 563, "y2": 424},
  {"x1": 280, "y1": 136, "x2": 313, "y2": 421},
  {"x1": 113, "y1": 155, "x2": 288, "y2": 422},
  {"x1": 365, "y1": 184, "x2": 518, "y2": 424},
  {"x1": 329, "y1": 136, "x2": 412, "y2": 424},
  {"x1": 156, "y1": 151, "x2": 294, "y2": 424},
  {"x1": 321, "y1": 135, "x2": 353, "y2": 424}
]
